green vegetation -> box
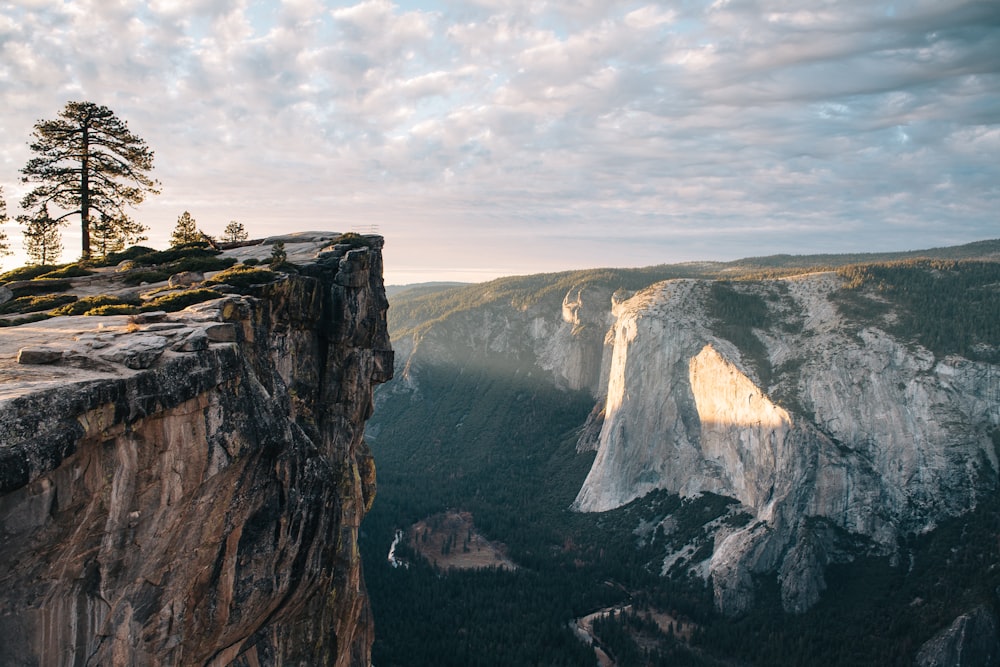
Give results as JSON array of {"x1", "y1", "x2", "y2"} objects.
[
  {"x1": 205, "y1": 265, "x2": 278, "y2": 289},
  {"x1": 333, "y1": 231, "x2": 372, "y2": 248},
  {"x1": 50, "y1": 295, "x2": 139, "y2": 316},
  {"x1": 834, "y1": 259, "x2": 1000, "y2": 362},
  {"x1": 0, "y1": 293, "x2": 76, "y2": 315},
  {"x1": 140, "y1": 288, "x2": 221, "y2": 312},
  {"x1": 36, "y1": 264, "x2": 94, "y2": 279},
  {"x1": 170, "y1": 211, "x2": 202, "y2": 247},
  {"x1": 7, "y1": 279, "x2": 71, "y2": 297},
  {"x1": 222, "y1": 220, "x2": 248, "y2": 244},
  {"x1": 705, "y1": 281, "x2": 773, "y2": 385},
  {"x1": 20, "y1": 101, "x2": 157, "y2": 260},
  {"x1": 364, "y1": 354, "x2": 718, "y2": 666},
  {"x1": 121, "y1": 270, "x2": 171, "y2": 286},
  {"x1": 368, "y1": 247, "x2": 1000, "y2": 666},
  {"x1": 0, "y1": 264, "x2": 59, "y2": 282}
]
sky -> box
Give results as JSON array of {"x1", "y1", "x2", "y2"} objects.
[{"x1": 0, "y1": 0, "x2": 998, "y2": 285}]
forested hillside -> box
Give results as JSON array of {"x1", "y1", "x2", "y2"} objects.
[{"x1": 361, "y1": 239, "x2": 1000, "y2": 666}]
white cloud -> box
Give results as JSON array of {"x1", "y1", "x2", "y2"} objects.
[{"x1": 0, "y1": 0, "x2": 997, "y2": 280}]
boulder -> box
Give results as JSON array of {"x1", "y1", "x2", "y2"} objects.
[
  {"x1": 16, "y1": 348, "x2": 63, "y2": 364},
  {"x1": 98, "y1": 334, "x2": 169, "y2": 369},
  {"x1": 205, "y1": 323, "x2": 237, "y2": 342},
  {"x1": 168, "y1": 271, "x2": 204, "y2": 288},
  {"x1": 174, "y1": 330, "x2": 209, "y2": 352}
]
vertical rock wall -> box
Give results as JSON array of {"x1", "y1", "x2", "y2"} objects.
[{"x1": 0, "y1": 239, "x2": 392, "y2": 666}]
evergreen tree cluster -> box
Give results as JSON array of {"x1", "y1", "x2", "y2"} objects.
[{"x1": 1, "y1": 101, "x2": 252, "y2": 270}]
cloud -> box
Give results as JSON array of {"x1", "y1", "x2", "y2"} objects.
[{"x1": 0, "y1": 0, "x2": 997, "y2": 280}]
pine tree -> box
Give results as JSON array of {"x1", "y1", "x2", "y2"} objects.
[
  {"x1": 20, "y1": 204, "x2": 64, "y2": 265},
  {"x1": 91, "y1": 213, "x2": 148, "y2": 258},
  {"x1": 170, "y1": 211, "x2": 201, "y2": 246},
  {"x1": 269, "y1": 241, "x2": 287, "y2": 267},
  {"x1": 20, "y1": 101, "x2": 159, "y2": 260},
  {"x1": 0, "y1": 186, "x2": 11, "y2": 265},
  {"x1": 222, "y1": 220, "x2": 248, "y2": 243}
]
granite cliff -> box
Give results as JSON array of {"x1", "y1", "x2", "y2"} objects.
[
  {"x1": 0, "y1": 234, "x2": 392, "y2": 666},
  {"x1": 573, "y1": 273, "x2": 999, "y2": 614}
]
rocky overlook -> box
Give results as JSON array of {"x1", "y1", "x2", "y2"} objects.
[{"x1": 0, "y1": 233, "x2": 392, "y2": 666}]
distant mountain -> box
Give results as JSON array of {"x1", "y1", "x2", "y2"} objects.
[
  {"x1": 364, "y1": 239, "x2": 1000, "y2": 666},
  {"x1": 384, "y1": 281, "x2": 468, "y2": 299}
]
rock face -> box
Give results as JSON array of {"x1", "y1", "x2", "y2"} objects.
[
  {"x1": 915, "y1": 605, "x2": 1000, "y2": 667},
  {"x1": 573, "y1": 274, "x2": 999, "y2": 613},
  {"x1": 0, "y1": 237, "x2": 392, "y2": 666},
  {"x1": 389, "y1": 282, "x2": 614, "y2": 401}
]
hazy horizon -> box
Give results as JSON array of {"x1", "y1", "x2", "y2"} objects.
[{"x1": 1, "y1": 1, "x2": 998, "y2": 285}]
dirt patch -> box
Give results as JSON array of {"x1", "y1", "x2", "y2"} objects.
[{"x1": 408, "y1": 510, "x2": 517, "y2": 571}]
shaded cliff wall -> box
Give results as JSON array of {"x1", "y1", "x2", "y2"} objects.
[{"x1": 0, "y1": 241, "x2": 392, "y2": 666}]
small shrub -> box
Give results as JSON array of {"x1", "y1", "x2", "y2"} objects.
[
  {"x1": 38, "y1": 264, "x2": 94, "y2": 279},
  {"x1": 170, "y1": 255, "x2": 236, "y2": 273},
  {"x1": 334, "y1": 232, "x2": 372, "y2": 248},
  {"x1": 0, "y1": 293, "x2": 77, "y2": 315},
  {"x1": 0, "y1": 265, "x2": 57, "y2": 282},
  {"x1": 50, "y1": 295, "x2": 140, "y2": 317},
  {"x1": 8, "y1": 279, "x2": 73, "y2": 297},
  {"x1": 141, "y1": 288, "x2": 222, "y2": 312},
  {"x1": 130, "y1": 245, "x2": 221, "y2": 267},
  {"x1": 100, "y1": 246, "x2": 157, "y2": 266},
  {"x1": 269, "y1": 241, "x2": 287, "y2": 267},
  {"x1": 205, "y1": 265, "x2": 278, "y2": 289},
  {"x1": 243, "y1": 257, "x2": 260, "y2": 267},
  {"x1": 122, "y1": 270, "x2": 171, "y2": 286},
  {"x1": 86, "y1": 304, "x2": 140, "y2": 316}
]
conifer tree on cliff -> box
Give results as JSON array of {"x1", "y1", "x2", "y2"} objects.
[
  {"x1": 0, "y1": 186, "x2": 11, "y2": 264},
  {"x1": 20, "y1": 101, "x2": 159, "y2": 260},
  {"x1": 170, "y1": 210, "x2": 201, "y2": 246},
  {"x1": 20, "y1": 204, "x2": 63, "y2": 265}
]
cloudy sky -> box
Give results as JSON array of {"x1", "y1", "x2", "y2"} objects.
[{"x1": 0, "y1": 0, "x2": 998, "y2": 284}]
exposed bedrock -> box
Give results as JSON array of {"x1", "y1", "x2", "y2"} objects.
[{"x1": 0, "y1": 236, "x2": 392, "y2": 666}]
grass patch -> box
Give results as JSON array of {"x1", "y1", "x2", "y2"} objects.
[
  {"x1": 205, "y1": 265, "x2": 278, "y2": 289},
  {"x1": 50, "y1": 295, "x2": 140, "y2": 317},
  {"x1": 141, "y1": 288, "x2": 221, "y2": 312},
  {"x1": 8, "y1": 279, "x2": 73, "y2": 297},
  {"x1": 0, "y1": 265, "x2": 59, "y2": 282},
  {"x1": 0, "y1": 294, "x2": 77, "y2": 315},
  {"x1": 86, "y1": 304, "x2": 139, "y2": 316},
  {"x1": 333, "y1": 231, "x2": 373, "y2": 248},
  {"x1": 122, "y1": 270, "x2": 171, "y2": 286},
  {"x1": 37, "y1": 264, "x2": 94, "y2": 279}
]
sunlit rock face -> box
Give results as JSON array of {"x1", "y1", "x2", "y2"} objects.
[
  {"x1": 0, "y1": 237, "x2": 392, "y2": 666},
  {"x1": 574, "y1": 274, "x2": 1000, "y2": 614}
]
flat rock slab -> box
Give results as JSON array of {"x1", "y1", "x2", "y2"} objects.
[{"x1": 98, "y1": 334, "x2": 170, "y2": 370}]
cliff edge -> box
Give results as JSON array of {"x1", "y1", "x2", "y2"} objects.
[{"x1": 0, "y1": 233, "x2": 392, "y2": 666}]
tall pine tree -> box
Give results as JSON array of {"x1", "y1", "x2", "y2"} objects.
[{"x1": 20, "y1": 101, "x2": 159, "y2": 260}]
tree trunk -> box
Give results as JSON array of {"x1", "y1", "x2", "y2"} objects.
[{"x1": 80, "y1": 123, "x2": 90, "y2": 260}]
